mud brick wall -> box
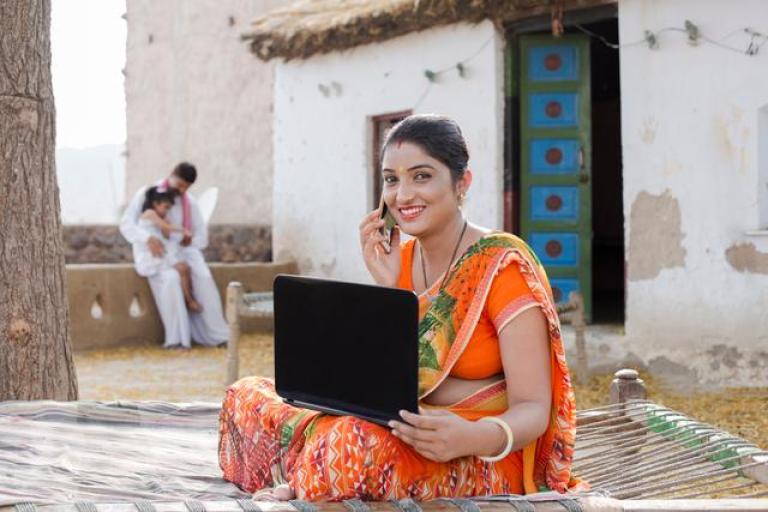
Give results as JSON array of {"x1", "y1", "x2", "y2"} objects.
[{"x1": 67, "y1": 261, "x2": 297, "y2": 350}]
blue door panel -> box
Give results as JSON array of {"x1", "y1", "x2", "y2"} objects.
[
  {"x1": 530, "y1": 232, "x2": 579, "y2": 267},
  {"x1": 528, "y1": 45, "x2": 579, "y2": 82},
  {"x1": 549, "y1": 278, "x2": 580, "y2": 304},
  {"x1": 530, "y1": 186, "x2": 579, "y2": 221},
  {"x1": 530, "y1": 139, "x2": 581, "y2": 174},
  {"x1": 529, "y1": 93, "x2": 579, "y2": 128}
]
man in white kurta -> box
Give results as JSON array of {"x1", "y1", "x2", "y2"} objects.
[{"x1": 119, "y1": 163, "x2": 228, "y2": 348}]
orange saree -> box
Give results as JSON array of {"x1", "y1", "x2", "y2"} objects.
[{"x1": 218, "y1": 233, "x2": 579, "y2": 500}]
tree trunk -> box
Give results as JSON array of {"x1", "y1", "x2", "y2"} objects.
[{"x1": 0, "y1": 0, "x2": 78, "y2": 400}]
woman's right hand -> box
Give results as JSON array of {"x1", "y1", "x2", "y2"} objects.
[{"x1": 359, "y1": 208, "x2": 401, "y2": 287}]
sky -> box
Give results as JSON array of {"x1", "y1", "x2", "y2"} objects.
[{"x1": 51, "y1": 0, "x2": 127, "y2": 149}]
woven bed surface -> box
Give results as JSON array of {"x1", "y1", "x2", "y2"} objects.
[
  {"x1": 0, "y1": 400, "x2": 249, "y2": 506},
  {"x1": 2, "y1": 400, "x2": 766, "y2": 505}
]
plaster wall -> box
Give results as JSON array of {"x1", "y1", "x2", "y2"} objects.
[
  {"x1": 125, "y1": 0, "x2": 285, "y2": 225},
  {"x1": 618, "y1": 0, "x2": 768, "y2": 384},
  {"x1": 272, "y1": 21, "x2": 505, "y2": 282}
]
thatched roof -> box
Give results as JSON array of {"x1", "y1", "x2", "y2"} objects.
[{"x1": 242, "y1": 0, "x2": 616, "y2": 61}]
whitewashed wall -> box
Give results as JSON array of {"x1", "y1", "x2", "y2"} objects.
[
  {"x1": 618, "y1": 0, "x2": 768, "y2": 384},
  {"x1": 125, "y1": 0, "x2": 285, "y2": 224},
  {"x1": 273, "y1": 21, "x2": 505, "y2": 283}
]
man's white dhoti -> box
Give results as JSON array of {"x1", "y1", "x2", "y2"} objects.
[{"x1": 121, "y1": 184, "x2": 228, "y2": 348}]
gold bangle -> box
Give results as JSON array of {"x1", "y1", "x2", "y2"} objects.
[{"x1": 477, "y1": 416, "x2": 514, "y2": 462}]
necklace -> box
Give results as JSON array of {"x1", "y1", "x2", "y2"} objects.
[{"x1": 419, "y1": 218, "x2": 468, "y2": 302}]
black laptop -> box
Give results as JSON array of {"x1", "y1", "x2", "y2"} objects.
[{"x1": 273, "y1": 274, "x2": 420, "y2": 426}]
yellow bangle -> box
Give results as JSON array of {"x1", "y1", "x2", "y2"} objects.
[{"x1": 477, "y1": 416, "x2": 514, "y2": 462}]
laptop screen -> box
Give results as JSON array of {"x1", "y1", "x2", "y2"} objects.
[{"x1": 273, "y1": 275, "x2": 419, "y2": 422}]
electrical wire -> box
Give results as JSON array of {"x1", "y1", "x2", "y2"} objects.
[
  {"x1": 413, "y1": 21, "x2": 766, "y2": 109},
  {"x1": 574, "y1": 22, "x2": 767, "y2": 56},
  {"x1": 412, "y1": 35, "x2": 494, "y2": 109}
]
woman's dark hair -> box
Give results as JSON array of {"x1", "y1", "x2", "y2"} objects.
[
  {"x1": 381, "y1": 114, "x2": 469, "y2": 182},
  {"x1": 173, "y1": 161, "x2": 197, "y2": 184},
  {"x1": 142, "y1": 186, "x2": 177, "y2": 212}
]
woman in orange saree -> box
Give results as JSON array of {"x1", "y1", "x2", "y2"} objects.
[{"x1": 219, "y1": 115, "x2": 581, "y2": 500}]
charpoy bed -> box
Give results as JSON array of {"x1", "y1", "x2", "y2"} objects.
[{"x1": 1, "y1": 370, "x2": 765, "y2": 512}]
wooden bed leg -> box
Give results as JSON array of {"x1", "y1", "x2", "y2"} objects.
[
  {"x1": 607, "y1": 368, "x2": 649, "y2": 456},
  {"x1": 609, "y1": 368, "x2": 648, "y2": 404},
  {"x1": 226, "y1": 281, "x2": 244, "y2": 387}
]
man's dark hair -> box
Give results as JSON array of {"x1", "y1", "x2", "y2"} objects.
[
  {"x1": 381, "y1": 114, "x2": 469, "y2": 183},
  {"x1": 173, "y1": 162, "x2": 197, "y2": 184}
]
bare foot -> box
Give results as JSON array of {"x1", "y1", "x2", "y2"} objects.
[
  {"x1": 186, "y1": 299, "x2": 203, "y2": 313},
  {"x1": 252, "y1": 484, "x2": 295, "y2": 502}
]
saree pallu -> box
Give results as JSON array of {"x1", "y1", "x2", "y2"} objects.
[{"x1": 219, "y1": 233, "x2": 580, "y2": 500}]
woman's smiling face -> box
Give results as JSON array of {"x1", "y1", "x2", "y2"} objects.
[{"x1": 381, "y1": 141, "x2": 464, "y2": 238}]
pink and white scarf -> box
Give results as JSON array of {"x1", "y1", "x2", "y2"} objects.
[{"x1": 160, "y1": 178, "x2": 192, "y2": 231}]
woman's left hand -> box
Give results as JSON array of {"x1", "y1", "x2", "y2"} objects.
[{"x1": 389, "y1": 408, "x2": 476, "y2": 462}]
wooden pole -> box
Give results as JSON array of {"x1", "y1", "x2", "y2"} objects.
[
  {"x1": 4, "y1": 498, "x2": 768, "y2": 512},
  {"x1": 620, "y1": 499, "x2": 768, "y2": 511},
  {"x1": 225, "y1": 281, "x2": 243, "y2": 386},
  {"x1": 571, "y1": 292, "x2": 588, "y2": 385}
]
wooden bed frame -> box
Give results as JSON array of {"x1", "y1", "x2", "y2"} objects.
[{"x1": 0, "y1": 369, "x2": 765, "y2": 512}]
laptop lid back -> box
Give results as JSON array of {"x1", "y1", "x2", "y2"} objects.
[{"x1": 273, "y1": 275, "x2": 419, "y2": 423}]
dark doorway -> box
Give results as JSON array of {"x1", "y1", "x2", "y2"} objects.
[{"x1": 581, "y1": 19, "x2": 624, "y2": 323}]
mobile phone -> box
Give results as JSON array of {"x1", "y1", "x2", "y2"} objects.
[{"x1": 379, "y1": 196, "x2": 398, "y2": 252}]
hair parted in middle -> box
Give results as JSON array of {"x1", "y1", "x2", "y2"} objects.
[{"x1": 381, "y1": 114, "x2": 469, "y2": 183}]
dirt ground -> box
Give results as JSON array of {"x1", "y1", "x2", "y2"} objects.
[{"x1": 74, "y1": 333, "x2": 768, "y2": 449}]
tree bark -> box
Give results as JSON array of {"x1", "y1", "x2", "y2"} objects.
[{"x1": 0, "y1": 0, "x2": 78, "y2": 400}]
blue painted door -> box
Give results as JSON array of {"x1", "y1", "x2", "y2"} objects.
[{"x1": 520, "y1": 35, "x2": 591, "y2": 320}]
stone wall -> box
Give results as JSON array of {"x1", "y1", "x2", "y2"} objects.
[{"x1": 63, "y1": 225, "x2": 271, "y2": 264}]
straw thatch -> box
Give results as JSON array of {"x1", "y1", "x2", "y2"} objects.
[{"x1": 242, "y1": 0, "x2": 616, "y2": 61}]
